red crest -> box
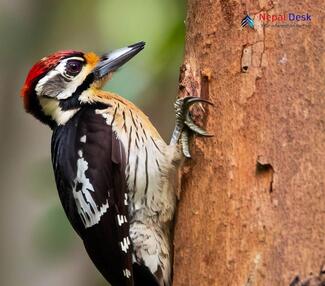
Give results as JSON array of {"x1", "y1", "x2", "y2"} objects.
[{"x1": 21, "y1": 50, "x2": 83, "y2": 111}]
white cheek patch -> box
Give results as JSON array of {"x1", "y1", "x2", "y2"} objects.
[
  {"x1": 35, "y1": 69, "x2": 60, "y2": 97},
  {"x1": 35, "y1": 57, "x2": 91, "y2": 100}
]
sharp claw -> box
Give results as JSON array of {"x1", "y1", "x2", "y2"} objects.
[
  {"x1": 185, "y1": 121, "x2": 213, "y2": 137},
  {"x1": 181, "y1": 96, "x2": 197, "y2": 103},
  {"x1": 171, "y1": 96, "x2": 213, "y2": 153},
  {"x1": 184, "y1": 96, "x2": 213, "y2": 105},
  {"x1": 181, "y1": 130, "x2": 191, "y2": 158},
  {"x1": 185, "y1": 111, "x2": 213, "y2": 137}
]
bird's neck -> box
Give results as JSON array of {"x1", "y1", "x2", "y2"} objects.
[
  {"x1": 38, "y1": 87, "x2": 99, "y2": 127},
  {"x1": 38, "y1": 97, "x2": 80, "y2": 126}
]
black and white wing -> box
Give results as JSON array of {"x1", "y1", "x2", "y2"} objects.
[{"x1": 51, "y1": 106, "x2": 133, "y2": 286}]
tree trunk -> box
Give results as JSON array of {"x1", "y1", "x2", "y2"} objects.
[{"x1": 173, "y1": 1, "x2": 325, "y2": 285}]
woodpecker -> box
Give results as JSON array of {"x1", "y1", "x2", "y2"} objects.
[{"x1": 21, "y1": 41, "x2": 211, "y2": 286}]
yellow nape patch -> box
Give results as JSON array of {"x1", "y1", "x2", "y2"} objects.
[{"x1": 84, "y1": 52, "x2": 100, "y2": 67}]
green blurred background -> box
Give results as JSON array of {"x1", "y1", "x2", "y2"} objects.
[{"x1": 0, "y1": 0, "x2": 185, "y2": 285}]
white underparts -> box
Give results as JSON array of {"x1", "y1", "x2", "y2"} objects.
[
  {"x1": 73, "y1": 149, "x2": 109, "y2": 228},
  {"x1": 97, "y1": 98, "x2": 177, "y2": 285}
]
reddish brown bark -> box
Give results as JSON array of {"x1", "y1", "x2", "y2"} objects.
[{"x1": 173, "y1": 1, "x2": 325, "y2": 285}]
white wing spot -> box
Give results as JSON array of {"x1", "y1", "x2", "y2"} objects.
[
  {"x1": 124, "y1": 193, "x2": 128, "y2": 206},
  {"x1": 120, "y1": 236, "x2": 131, "y2": 253},
  {"x1": 117, "y1": 214, "x2": 127, "y2": 226},
  {"x1": 73, "y1": 149, "x2": 109, "y2": 228},
  {"x1": 123, "y1": 268, "x2": 132, "y2": 279},
  {"x1": 80, "y1": 135, "x2": 87, "y2": 143}
]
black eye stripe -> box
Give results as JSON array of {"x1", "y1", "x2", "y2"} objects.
[{"x1": 59, "y1": 73, "x2": 95, "y2": 111}]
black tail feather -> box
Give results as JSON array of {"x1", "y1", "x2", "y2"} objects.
[{"x1": 133, "y1": 263, "x2": 160, "y2": 286}]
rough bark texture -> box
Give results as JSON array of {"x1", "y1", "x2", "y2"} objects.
[{"x1": 173, "y1": 1, "x2": 325, "y2": 285}]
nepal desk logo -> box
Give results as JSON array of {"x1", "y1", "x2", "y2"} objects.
[{"x1": 241, "y1": 14, "x2": 254, "y2": 29}]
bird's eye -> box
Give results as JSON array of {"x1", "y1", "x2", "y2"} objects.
[{"x1": 66, "y1": 60, "x2": 83, "y2": 76}]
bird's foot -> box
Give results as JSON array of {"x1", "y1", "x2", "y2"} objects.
[{"x1": 170, "y1": 96, "x2": 213, "y2": 158}]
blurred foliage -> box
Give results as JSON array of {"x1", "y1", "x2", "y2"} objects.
[
  {"x1": 0, "y1": 0, "x2": 185, "y2": 285},
  {"x1": 32, "y1": 203, "x2": 75, "y2": 261},
  {"x1": 26, "y1": 159, "x2": 56, "y2": 199},
  {"x1": 97, "y1": 0, "x2": 186, "y2": 105}
]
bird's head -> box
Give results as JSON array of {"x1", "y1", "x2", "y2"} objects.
[{"x1": 21, "y1": 41, "x2": 145, "y2": 128}]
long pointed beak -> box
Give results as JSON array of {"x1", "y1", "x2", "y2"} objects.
[{"x1": 93, "y1": 41, "x2": 145, "y2": 79}]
